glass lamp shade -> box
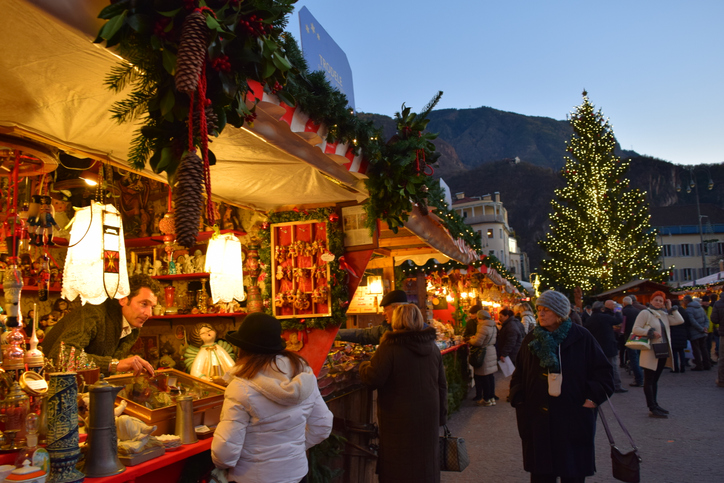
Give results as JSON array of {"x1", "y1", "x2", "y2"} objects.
[
  {"x1": 204, "y1": 233, "x2": 245, "y2": 303},
  {"x1": 61, "y1": 203, "x2": 130, "y2": 305}
]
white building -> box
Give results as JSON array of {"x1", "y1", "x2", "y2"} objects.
[
  {"x1": 650, "y1": 204, "x2": 724, "y2": 286},
  {"x1": 452, "y1": 192, "x2": 529, "y2": 278}
]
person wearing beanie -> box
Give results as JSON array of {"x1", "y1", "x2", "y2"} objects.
[
  {"x1": 359, "y1": 304, "x2": 447, "y2": 482},
  {"x1": 212, "y1": 313, "x2": 333, "y2": 482},
  {"x1": 630, "y1": 290, "x2": 684, "y2": 418},
  {"x1": 337, "y1": 290, "x2": 408, "y2": 345},
  {"x1": 468, "y1": 309, "x2": 498, "y2": 405},
  {"x1": 510, "y1": 290, "x2": 614, "y2": 481}
]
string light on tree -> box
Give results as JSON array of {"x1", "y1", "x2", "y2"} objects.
[{"x1": 538, "y1": 90, "x2": 667, "y2": 293}]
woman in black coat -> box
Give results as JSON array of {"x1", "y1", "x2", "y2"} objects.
[
  {"x1": 359, "y1": 304, "x2": 448, "y2": 483},
  {"x1": 510, "y1": 291, "x2": 614, "y2": 483},
  {"x1": 669, "y1": 301, "x2": 690, "y2": 373}
]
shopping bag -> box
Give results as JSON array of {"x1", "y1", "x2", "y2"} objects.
[
  {"x1": 624, "y1": 334, "x2": 650, "y2": 351},
  {"x1": 684, "y1": 340, "x2": 694, "y2": 359},
  {"x1": 439, "y1": 425, "x2": 469, "y2": 472}
]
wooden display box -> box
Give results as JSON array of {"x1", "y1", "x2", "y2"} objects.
[
  {"x1": 106, "y1": 369, "x2": 226, "y2": 436},
  {"x1": 271, "y1": 220, "x2": 332, "y2": 319}
]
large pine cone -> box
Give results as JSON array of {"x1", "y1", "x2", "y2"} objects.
[
  {"x1": 175, "y1": 11, "x2": 209, "y2": 95},
  {"x1": 174, "y1": 151, "x2": 205, "y2": 248},
  {"x1": 187, "y1": 105, "x2": 218, "y2": 136}
]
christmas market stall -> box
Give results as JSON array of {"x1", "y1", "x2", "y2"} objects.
[{"x1": 0, "y1": 1, "x2": 494, "y2": 481}]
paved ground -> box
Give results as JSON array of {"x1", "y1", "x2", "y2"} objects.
[{"x1": 441, "y1": 361, "x2": 724, "y2": 483}]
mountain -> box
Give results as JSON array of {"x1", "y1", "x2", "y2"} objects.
[{"x1": 359, "y1": 108, "x2": 724, "y2": 274}]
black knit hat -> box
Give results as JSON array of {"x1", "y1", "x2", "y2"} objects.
[
  {"x1": 224, "y1": 313, "x2": 286, "y2": 354},
  {"x1": 379, "y1": 290, "x2": 407, "y2": 307}
]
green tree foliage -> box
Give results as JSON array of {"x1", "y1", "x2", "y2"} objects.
[{"x1": 538, "y1": 91, "x2": 667, "y2": 293}]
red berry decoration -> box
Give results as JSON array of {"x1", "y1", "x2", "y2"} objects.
[{"x1": 328, "y1": 213, "x2": 339, "y2": 223}]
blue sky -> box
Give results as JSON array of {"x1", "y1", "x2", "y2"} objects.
[{"x1": 292, "y1": 0, "x2": 723, "y2": 166}]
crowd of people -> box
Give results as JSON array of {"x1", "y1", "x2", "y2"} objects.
[{"x1": 196, "y1": 286, "x2": 723, "y2": 482}]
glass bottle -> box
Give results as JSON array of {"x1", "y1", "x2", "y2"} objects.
[
  {"x1": 197, "y1": 278, "x2": 209, "y2": 314},
  {"x1": 14, "y1": 413, "x2": 50, "y2": 475},
  {"x1": 4, "y1": 382, "x2": 29, "y2": 444}
]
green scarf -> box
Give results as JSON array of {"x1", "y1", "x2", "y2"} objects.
[{"x1": 529, "y1": 318, "x2": 572, "y2": 372}]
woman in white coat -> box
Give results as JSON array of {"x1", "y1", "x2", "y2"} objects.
[
  {"x1": 630, "y1": 291, "x2": 684, "y2": 419},
  {"x1": 211, "y1": 313, "x2": 333, "y2": 483},
  {"x1": 468, "y1": 309, "x2": 498, "y2": 406}
]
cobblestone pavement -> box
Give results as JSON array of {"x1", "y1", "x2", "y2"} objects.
[{"x1": 441, "y1": 361, "x2": 724, "y2": 483}]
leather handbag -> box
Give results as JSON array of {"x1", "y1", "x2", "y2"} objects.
[
  {"x1": 439, "y1": 425, "x2": 469, "y2": 472},
  {"x1": 652, "y1": 342, "x2": 669, "y2": 359},
  {"x1": 468, "y1": 345, "x2": 486, "y2": 368},
  {"x1": 599, "y1": 396, "x2": 642, "y2": 482}
]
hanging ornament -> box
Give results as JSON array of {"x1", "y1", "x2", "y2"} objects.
[{"x1": 328, "y1": 213, "x2": 339, "y2": 223}]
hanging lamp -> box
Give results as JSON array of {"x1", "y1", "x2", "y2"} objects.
[
  {"x1": 61, "y1": 202, "x2": 129, "y2": 305},
  {"x1": 204, "y1": 232, "x2": 245, "y2": 304}
]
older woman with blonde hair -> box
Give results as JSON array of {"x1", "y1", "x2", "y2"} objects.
[{"x1": 359, "y1": 304, "x2": 448, "y2": 482}]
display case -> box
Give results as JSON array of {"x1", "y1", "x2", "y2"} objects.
[
  {"x1": 271, "y1": 220, "x2": 331, "y2": 319},
  {"x1": 106, "y1": 369, "x2": 226, "y2": 435}
]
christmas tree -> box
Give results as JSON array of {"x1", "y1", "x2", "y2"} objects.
[{"x1": 538, "y1": 91, "x2": 666, "y2": 293}]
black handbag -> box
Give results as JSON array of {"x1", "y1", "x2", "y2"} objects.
[
  {"x1": 439, "y1": 425, "x2": 469, "y2": 472},
  {"x1": 599, "y1": 396, "x2": 642, "y2": 482},
  {"x1": 468, "y1": 345, "x2": 486, "y2": 368},
  {"x1": 652, "y1": 342, "x2": 669, "y2": 359}
]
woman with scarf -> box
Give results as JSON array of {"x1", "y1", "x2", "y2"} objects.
[
  {"x1": 630, "y1": 290, "x2": 684, "y2": 418},
  {"x1": 510, "y1": 290, "x2": 614, "y2": 483}
]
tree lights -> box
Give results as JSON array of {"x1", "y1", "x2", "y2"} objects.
[{"x1": 538, "y1": 91, "x2": 667, "y2": 294}]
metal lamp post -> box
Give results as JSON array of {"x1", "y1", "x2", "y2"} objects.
[{"x1": 677, "y1": 167, "x2": 714, "y2": 279}]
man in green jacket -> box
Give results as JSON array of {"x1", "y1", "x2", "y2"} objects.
[{"x1": 41, "y1": 274, "x2": 161, "y2": 376}]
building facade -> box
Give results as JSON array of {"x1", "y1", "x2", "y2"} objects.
[
  {"x1": 452, "y1": 192, "x2": 529, "y2": 279},
  {"x1": 650, "y1": 204, "x2": 724, "y2": 286}
]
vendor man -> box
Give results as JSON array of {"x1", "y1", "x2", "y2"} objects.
[
  {"x1": 41, "y1": 274, "x2": 160, "y2": 376},
  {"x1": 337, "y1": 290, "x2": 407, "y2": 345}
]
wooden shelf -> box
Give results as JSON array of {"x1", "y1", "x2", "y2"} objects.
[
  {"x1": 148, "y1": 312, "x2": 246, "y2": 320},
  {"x1": 152, "y1": 273, "x2": 210, "y2": 281},
  {"x1": 0, "y1": 285, "x2": 61, "y2": 293},
  {"x1": 125, "y1": 229, "x2": 247, "y2": 248}
]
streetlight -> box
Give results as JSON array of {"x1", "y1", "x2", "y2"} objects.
[{"x1": 676, "y1": 167, "x2": 714, "y2": 278}]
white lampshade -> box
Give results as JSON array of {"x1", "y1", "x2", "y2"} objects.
[
  {"x1": 204, "y1": 233, "x2": 245, "y2": 303},
  {"x1": 62, "y1": 203, "x2": 129, "y2": 305}
]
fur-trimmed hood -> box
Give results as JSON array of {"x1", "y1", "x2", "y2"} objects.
[{"x1": 379, "y1": 326, "x2": 437, "y2": 356}]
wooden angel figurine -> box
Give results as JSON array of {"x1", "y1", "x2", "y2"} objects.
[{"x1": 183, "y1": 322, "x2": 236, "y2": 384}]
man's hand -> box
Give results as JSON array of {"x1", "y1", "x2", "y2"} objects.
[{"x1": 118, "y1": 355, "x2": 155, "y2": 376}]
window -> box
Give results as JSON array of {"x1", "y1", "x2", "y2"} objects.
[
  {"x1": 681, "y1": 268, "x2": 695, "y2": 281},
  {"x1": 462, "y1": 210, "x2": 468, "y2": 219},
  {"x1": 680, "y1": 244, "x2": 692, "y2": 257},
  {"x1": 662, "y1": 245, "x2": 674, "y2": 257},
  {"x1": 487, "y1": 229, "x2": 494, "y2": 239},
  {"x1": 489, "y1": 250, "x2": 495, "y2": 257},
  {"x1": 499, "y1": 228, "x2": 503, "y2": 239}
]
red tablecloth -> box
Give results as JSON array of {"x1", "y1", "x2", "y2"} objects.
[{"x1": 1, "y1": 439, "x2": 212, "y2": 483}]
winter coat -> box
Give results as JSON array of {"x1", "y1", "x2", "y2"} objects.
[
  {"x1": 520, "y1": 311, "x2": 537, "y2": 334},
  {"x1": 469, "y1": 317, "x2": 498, "y2": 376},
  {"x1": 463, "y1": 317, "x2": 478, "y2": 339},
  {"x1": 583, "y1": 311, "x2": 619, "y2": 358},
  {"x1": 509, "y1": 323, "x2": 614, "y2": 478},
  {"x1": 40, "y1": 298, "x2": 138, "y2": 375},
  {"x1": 359, "y1": 327, "x2": 447, "y2": 483},
  {"x1": 211, "y1": 357, "x2": 333, "y2": 483},
  {"x1": 497, "y1": 317, "x2": 524, "y2": 362},
  {"x1": 621, "y1": 305, "x2": 641, "y2": 341},
  {"x1": 685, "y1": 301, "x2": 708, "y2": 341},
  {"x1": 631, "y1": 307, "x2": 684, "y2": 371},
  {"x1": 710, "y1": 299, "x2": 724, "y2": 336},
  {"x1": 669, "y1": 321, "x2": 689, "y2": 351}
]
